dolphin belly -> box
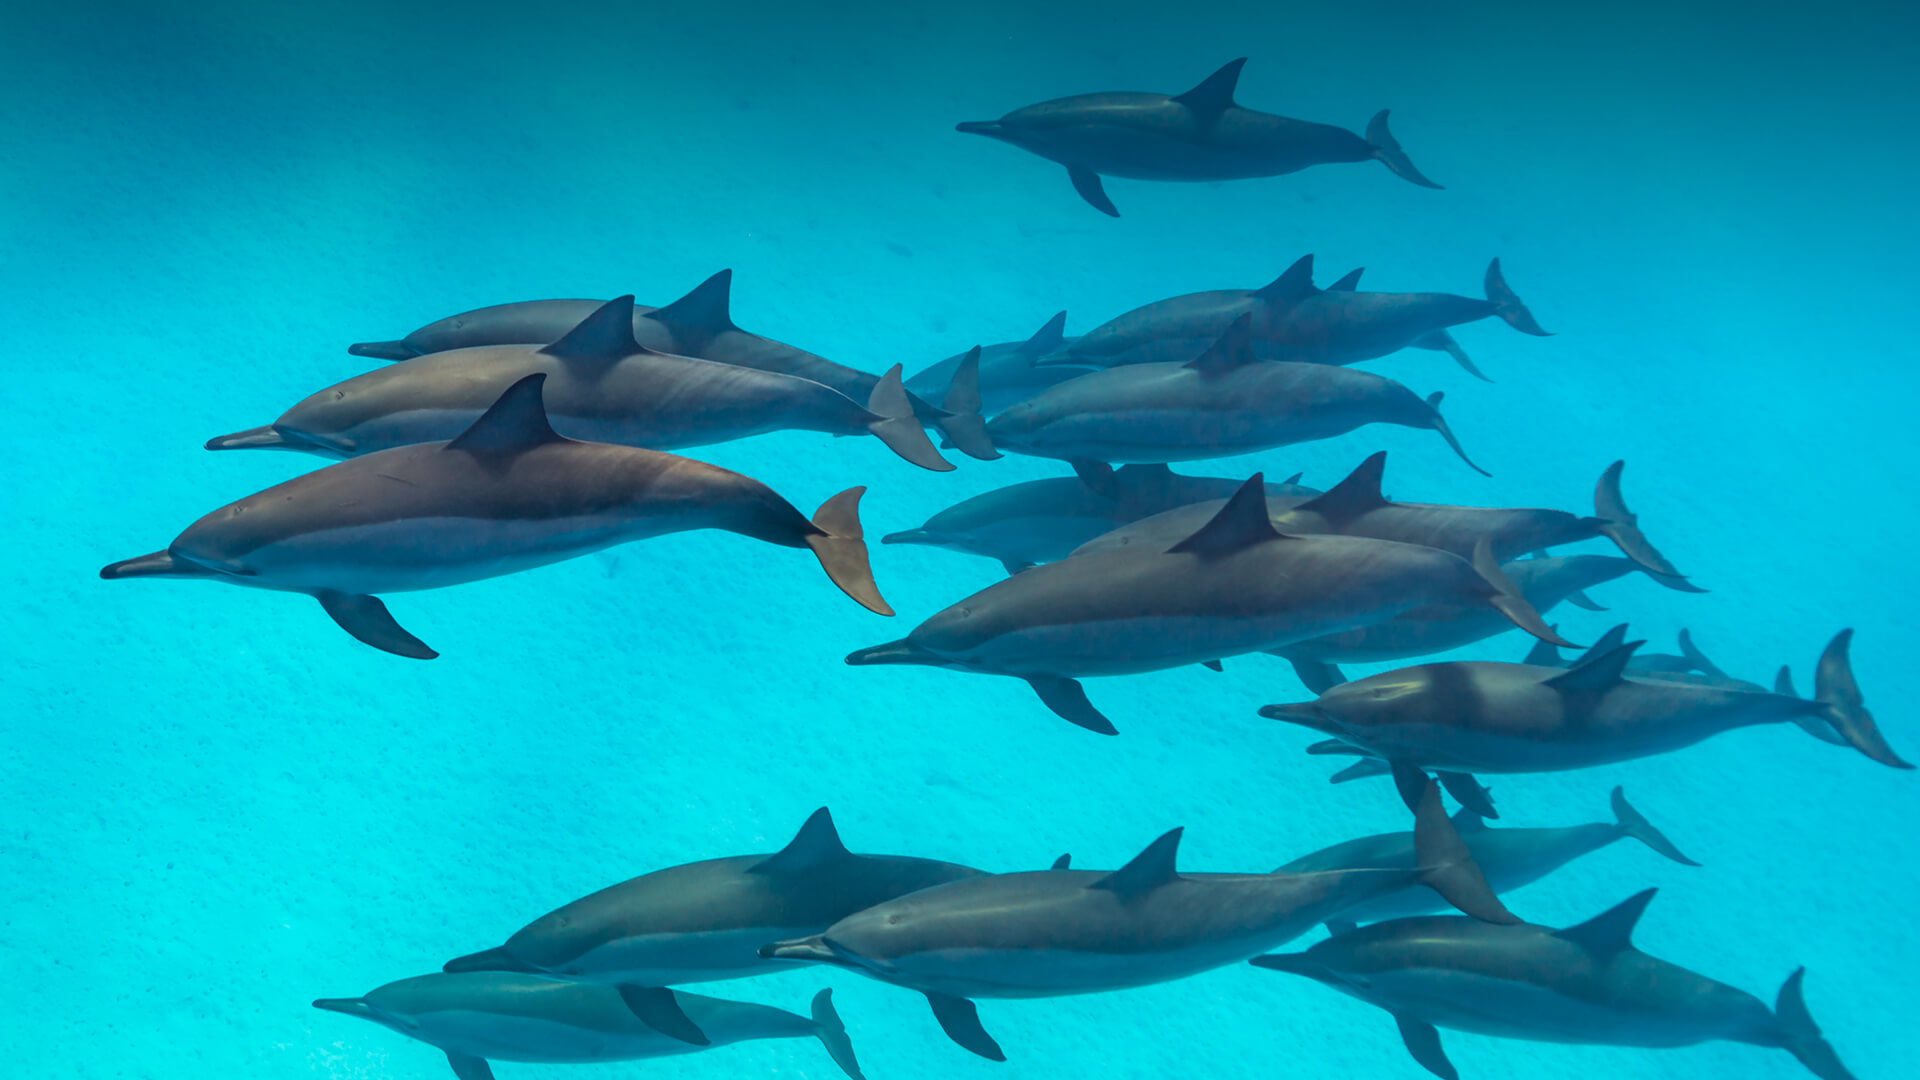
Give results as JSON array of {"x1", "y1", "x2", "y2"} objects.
[
  {"x1": 945, "y1": 613, "x2": 1368, "y2": 677},
  {"x1": 1347, "y1": 969, "x2": 1733, "y2": 1048},
  {"x1": 227, "y1": 515, "x2": 645, "y2": 595},
  {"x1": 866, "y1": 940, "x2": 1265, "y2": 999},
  {"x1": 1022, "y1": 125, "x2": 1304, "y2": 181},
  {"x1": 1002, "y1": 408, "x2": 1324, "y2": 463},
  {"x1": 403, "y1": 1009, "x2": 700, "y2": 1063}
]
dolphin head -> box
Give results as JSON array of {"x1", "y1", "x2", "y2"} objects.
[
  {"x1": 209, "y1": 364, "x2": 454, "y2": 458},
  {"x1": 762, "y1": 897, "x2": 933, "y2": 981},
  {"x1": 1264, "y1": 672, "x2": 1436, "y2": 742}
]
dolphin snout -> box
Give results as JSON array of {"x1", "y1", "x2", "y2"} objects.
[
  {"x1": 845, "y1": 639, "x2": 939, "y2": 666},
  {"x1": 1259, "y1": 702, "x2": 1327, "y2": 725},
  {"x1": 205, "y1": 425, "x2": 293, "y2": 452},
  {"x1": 100, "y1": 550, "x2": 197, "y2": 580},
  {"x1": 955, "y1": 121, "x2": 1005, "y2": 137},
  {"x1": 881, "y1": 529, "x2": 935, "y2": 546},
  {"x1": 347, "y1": 340, "x2": 418, "y2": 360},
  {"x1": 311, "y1": 998, "x2": 375, "y2": 1018}
]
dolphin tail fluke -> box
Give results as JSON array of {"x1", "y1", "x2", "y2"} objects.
[
  {"x1": 347, "y1": 339, "x2": 418, "y2": 361},
  {"x1": 1407, "y1": 767, "x2": 1520, "y2": 925},
  {"x1": 100, "y1": 550, "x2": 211, "y2": 580},
  {"x1": 1592, "y1": 461, "x2": 1703, "y2": 589},
  {"x1": 1812, "y1": 630, "x2": 1912, "y2": 768},
  {"x1": 1421, "y1": 392, "x2": 1491, "y2": 477},
  {"x1": 1483, "y1": 258, "x2": 1551, "y2": 336},
  {"x1": 865, "y1": 365, "x2": 954, "y2": 472},
  {"x1": 806, "y1": 488, "x2": 893, "y2": 616},
  {"x1": 1775, "y1": 665, "x2": 1847, "y2": 745},
  {"x1": 445, "y1": 1052, "x2": 496, "y2": 1080},
  {"x1": 925, "y1": 992, "x2": 1006, "y2": 1061},
  {"x1": 315, "y1": 590, "x2": 438, "y2": 659},
  {"x1": 932, "y1": 348, "x2": 1001, "y2": 461},
  {"x1": 1609, "y1": 787, "x2": 1700, "y2": 866},
  {"x1": 618, "y1": 984, "x2": 711, "y2": 1046},
  {"x1": 442, "y1": 946, "x2": 539, "y2": 974},
  {"x1": 1775, "y1": 969, "x2": 1859, "y2": 1080},
  {"x1": 1365, "y1": 110, "x2": 1443, "y2": 190},
  {"x1": 810, "y1": 989, "x2": 866, "y2": 1080},
  {"x1": 1472, "y1": 537, "x2": 1576, "y2": 647},
  {"x1": 1026, "y1": 675, "x2": 1119, "y2": 735}
]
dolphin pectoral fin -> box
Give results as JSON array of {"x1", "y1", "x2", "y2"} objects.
[
  {"x1": 315, "y1": 591, "x2": 437, "y2": 659},
  {"x1": 925, "y1": 992, "x2": 1006, "y2": 1062},
  {"x1": 1416, "y1": 330, "x2": 1492, "y2": 382},
  {"x1": 865, "y1": 364, "x2": 955, "y2": 471},
  {"x1": 1813, "y1": 629, "x2": 1913, "y2": 769},
  {"x1": 1070, "y1": 458, "x2": 1119, "y2": 498},
  {"x1": 1066, "y1": 165, "x2": 1119, "y2": 217},
  {"x1": 1288, "y1": 656, "x2": 1347, "y2": 695},
  {"x1": 1366, "y1": 109, "x2": 1444, "y2": 190},
  {"x1": 1564, "y1": 588, "x2": 1608, "y2": 612},
  {"x1": 617, "y1": 985, "x2": 711, "y2": 1046},
  {"x1": 1610, "y1": 787, "x2": 1700, "y2": 867},
  {"x1": 1422, "y1": 392, "x2": 1491, "y2": 477},
  {"x1": 1436, "y1": 771, "x2": 1498, "y2": 820},
  {"x1": 1411, "y1": 773, "x2": 1520, "y2": 925},
  {"x1": 1330, "y1": 758, "x2": 1391, "y2": 783},
  {"x1": 931, "y1": 348, "x2": 1000, "y2": 461},
  {"x1": 805, "y1": 487, "x2": 894, "y2": 616},
  {"x1": 445, "y1": 1052, "x2": 496, "y2": 1080},
  {"x1": 1393, "y1": 1013, "x2": 1459, "y2": 1080},
  {"x1": 1024, "y1": 676, "x2": 1118, "y2": 735},
  {"x1": 1472, "y1": 536, "x2": 1575, "y2": 648},
  {"x1": 809, "y1": 989, "x2": 866, "y2": 1080},
  {"x1": 347, "y1": 339, "x2": 419, "y2": 361},
  {"x1": 1775, "y1": 969, "x2": 1859, "y2": 1080}
]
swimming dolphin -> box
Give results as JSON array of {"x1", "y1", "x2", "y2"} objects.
[
  {"x1": 882, "y1": 463, "x2": 1320, "y2": 574},
  {"x1": 1263, "y1": 630, "x2": 1913, "y2": 795},
  {"x1": 213, "y1": 296, "x2": 954, "y2": 471},
  {"x1": 347, "y1": 298, "x2": 659, "y2": 360},
  {"x1": 849, "y1": 475, "x2": 1570, "y2": 733},
  {"x1": 1250, "y1": 891, "x2": 1858, "y2": 1080},
  {"x1": 442, "y1": 807, "x2": 984, "y2": 990},
  {"x1": 101, "y1": 374, "x2": 891, "y2": 658},
  {"x1": 984, "y1": 315, "x2": 1486, "y2": 472},
  {"x1": 760, "y1": 780, "x2": 1512, "y2": 1061},
  {"x1": 1276, "y1": 787, "x2": 1697, "y2": 926},
  {"x1": 1052, "y1": 255, "x2": 1543, "y2": 380},
  {"x1": 956, "y1": 58, "x2": 1439, "y2": 217},
  {"x1": 904, "y1": 311, "x2": 1090, "y2": 415},
  {"x1": 314, "y1": 977, "x2": 863, "y2": 1080}
]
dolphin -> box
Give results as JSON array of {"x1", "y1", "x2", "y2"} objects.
[
  {"x1": 441, "y1": 807, "x2": 984, "y2": 991},
  {"x1": 759, "y1": 781, "x2": 1512, "y2": 1061},
  {"x1": 314, "y1": 977, "x2": 863, "y2": 1080},
  {"x1": 848, "y1": 475, "x2": 1571, "y2": 733},
  {"x1": 212, "y1": 296, "x2": 955, "y2": 471},
  {"x1": 1250, "y1": 891, "x2": 1858, "y2": 1080},
  {"x1": 983, "y1": 315, "x2": 1487, "y2": 472},
  {"x1": 1276, "y1": 787, "x2": 1697, "y2": 926},
  {"x1": 956, "y1": 58, "x2": 1439, "y2": 217},
  {"x1": 904, "y1": 311, "x2": 1090, "y2": 415},
  {"x1": 882, "y1": 463, "x2": 1320, "y2": 575},
  {"x1": 101, "y1": 374, "x2": 891, "y2": 658},
  {"x1": 1262, "y1": 630, "x2": 1914, "y2": 796},
  {"x1": 348, "y1": 298, "x2": 653, "y2": 360},
  {"x1": 1052, "y1": 255, "x2": 1544, "y2": 380}
]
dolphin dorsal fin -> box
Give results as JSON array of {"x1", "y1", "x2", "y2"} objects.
[
  {"x1": 1570, "y1": 624, "x2": 1631, "y2": 669},
  {"x1": 748, "y1": 807, "x2": 853, "y2": 874},
  {"x1": 446, "y1": 373, "x2": 567, "y2": 457},
  {"x1": 1089, "y1": 828, "x2": 1183, "y2": 901},
  {"x1": 1050, "y1": 853, "x2": 1072, "y2": 870},
  {"x1": 1293, "y1": 452, "x2": 1390, "y2": 525},
  {"x1": 1184, "y1": 312, "x2": 1260, "y2": 377},
  {"x1": 540, "y1": 295, "x2": 640, "y2": 362},
  {"x1": 1168, "y1": 475, "x2": 1287, "y2": 557},
  {"x1": 1172, "y1": 58, "x2": 1246, "y2": 126},
  {"x1": 1523, "y1": 631, "x2": 1564, "y2": 666},
  {"x1": 1554, "y1": 888, "x2": 1657, "y2": 956},
  {"x1": 1020, "y1": 311, "x2": 1069, "y2": 356},
  {"x1": 1253, "y1": 255, "x2": 1317, "y2": 303},
  {"x1": 1775, "y1": 665, "x2": 1799, "y2": 697},
  {"x1": 648, "y1": 269, "x2": 737, "y2": 331},
  {"x1": 1545, "y1": 638, "x2": 1644, "y2": 694},
  {"x1": 1327, "y1": 268, "x2": 1365, "y2": 291}
]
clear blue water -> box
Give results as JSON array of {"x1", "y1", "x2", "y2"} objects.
[{"x1": 6, "y1": 3, "x2": 1916, "y2": 1079}]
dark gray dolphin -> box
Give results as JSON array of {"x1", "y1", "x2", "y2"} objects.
[
  {"x1": 1262, "y1": 630, "x2": 1914, "y2": 787},
  {"x1": 1052, "y1": 255, "x2": 1544, "y2": 380},
  {"x1": 956, "y1": 58, "x2": 1439, "y2": 217},
  {"x1": 848, "y1": 475, "x2": 1570, "y2": 733},
  {"x1": 213, "y1": 296, "x2": 954, "y2": 471},
  {"x1": 442, "y1": 807, "x2": 983, "y2": 990},
  {"x1": 760, "y1": 781, "x2": 1512, "y2": 1061},
  {"x1": 1250, "y1": 891, "x2": 1858, "y2": 1080},
  {"x1": 984, "y1": 315, "x2": 1487, "y2": 472},
  {"x1": 314, "y1": 977, "x2": 863, "y2": 1080},
  {"x1": 1276, "y1": 787, "x2": 1697, "y2": 926},
  {"x1": 905, "y1": 311, "x2": 1089, "y2": 415},
  {"x1": 881, "y1": 463, "x2": 1320, "y2": 574},
  {"x1": 348, "y1": 298, "x2": 649, "y2": 361},
  {"x1": 101, "y1": 374, "x2": 892, "y2": 658}
]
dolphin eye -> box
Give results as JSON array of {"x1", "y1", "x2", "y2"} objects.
[
  {"x1": 334, "y1": 390, "x2": 346, "y2": 400},
  {"x1": 887, "y1": 914, "x2": 903, "y2": 925}
]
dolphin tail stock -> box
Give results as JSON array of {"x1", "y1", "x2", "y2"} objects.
[
  {"x1": 1811, "y1": 629, "x2": 1912, "y2": 768},
  {"x1": 1470, "y1": 536, "x2": 1577, "y2": 648},
  {"x1": 864, "y1": 365, "x2": 954, "y2": 471},
  {"x1": 1609, "y1": 787, "x2": 1700, "y2": 866},
  {"x1": 1482, "y1": 258, "x2": 1551, "y2": 336},
  {"x1": 805, "y1": 488, "x2": 894, "y2": 616},
  {"x1": 1591, "y1": 460, "x2": 1704, "y2": 589},
  {"x1": 810, "y1": 989, "x2": 866, "y2": 1080},
  {"x1": 346, "y1": 339, "x2": 419, "y2": 361},
  {"x1": 1420, "y1": 392, "x2": 1491, "y2": 477},
  {"x1": 442, "y1": 946, "x2": 540, "y2": 974},
  {"x1": 1403, "y1": 764, "x2": 1519, "y2": 925},
  {"x1": 1775, "y1": 969, "x2": 1859, "y2": 1080},
  {"x1": 931, "y1": 347, "x2": 1001, "y2": 461},
  {"x1": 1364, "y1": 109, "x2": 1443, "y2": 190}
]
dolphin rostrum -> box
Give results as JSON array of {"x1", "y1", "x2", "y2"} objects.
[
  {"x1": 102, "y1": 374, "x2": 892, "y2": 658},
  {"x1": 956, "y1": 58, "x2": 1439, "y2": 217}
]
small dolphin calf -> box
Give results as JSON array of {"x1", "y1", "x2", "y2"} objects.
[
  {"x1": 850, "y1": 476, "x2": 1569, "y2": 733},
  {"x1": 1250, "y1": 891, "x2": 1858, "y2": 1080},
  {"x1": 905, "y1": 311, "x2": 1088, "y2": 415},
  {"x1": 314, "y1": 977, "x2": 863, "y2": 1080},
  {"x1": 957, "y1": 58, "x2": 1438, "y2": 216},
  {"x1": 443, "y1": 807, "x2": 983, "y2": 989},
  {"x1": 102, "y1": 375, "x2": 891, "y2": 658},
  {"x1": 985, "y1": 316, "x2": 1485, "y2": 472},
  {"x1": 348, "y1": 297, "x2": 652, "y2": 360},
  {"x1": 762, "y1": 781, "x2": 1512, "y2": 1061}
]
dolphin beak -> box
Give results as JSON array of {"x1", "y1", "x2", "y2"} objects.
[
  {"x1": 311, "y1": 998, "x2": 375, "y2": 1018},
  {"x1": 845, "y1": 639, "x2": 940, "y2": 667},
  {"x1": 204, "y1": 425, "x2": 292, "y2": 451},
  {"x1": 880, "y1": 529, "x2": 933, "y2": 546},
  {"x1": 1259, "y1": 702, "x2": 1329, "y2": 727},
  {"x1": 955, "y1": 121, "x2": 1005, "y2": 138},
  {"x1": 100, "y1": 550, "x2": 199, "y2": 580},
  {"x1": 759, "y1": 935, "x2": 849, "y2": 965},
  {"x1": 347, "y1": 340, "x2": 418, "y2": 361}
]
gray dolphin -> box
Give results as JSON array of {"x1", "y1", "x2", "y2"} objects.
[
  {"x1": 101, "y1": 374, "x2": 891, "y2": 658},
  {"x1": 882, "y1": 463, "x2": 1320, "y2": 574},
  {"x1": 905, "y1": 311, "x2": 1090, "y2": 415},
  {"x1": 347, "y1": 297, "x2": 654, "y2": 361},
  {"x1": 848, "y1": 475, "x2": 1570, "y2": 733},
  {"x1": 956, "y1": 58, "x2": 1438, "y2": 217},
  {"x1": 1276, "y1": 787, "x2": 1697, "y2": 926},
  {"x1": 761, "y1": 781, "x2": 1511, "y2": 1061},
  {"x1": 212, "y1": 296, "x2": 954, "y2": 471},
  {"x1": 442, "y1": 807, "x2": 983, "y2": 990},
  {"x1": 314, "y1": 977, "x2": 862, "y2": 1080},
  {"x1": 1250, "y1": 891, "x2": 1858, "y2": 1080},
  {"x1": 1262, "y1": 630, "x2": 1913, "y2": 791},
  {"x1": 1053, "y1": 255, "x2": 1544, "y2": 380},
  {"x1": 984, "y1": 315, "x2": 1486, "y2": 472}
]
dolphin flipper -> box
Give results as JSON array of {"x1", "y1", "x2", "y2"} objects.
[
  {"x1": 315, "y1": 591, "x2": 437, "y2": 659},
  {"x1": 445, "y1": 1052, "x2": 495, "y2": 1080},
  {"x1": 1775, "y1": 969, "x2": 1859, "y2": 1080},
  {"x1": 804, "y1": 488, "x2": 893, "y2": 616},
  {"x1": 810, "y1": 989, "x2": 866, "y2": 1080},
  {"x1": 925, "y1": 992, "x2": 1005, "y2": 1061},
  {"x1": 1289, "y1": 656, "x2": 1347, "y2": 695},
  {"x1": 1393, "y1": 1013, "x2": 1459, "y2": 1080},
  {"x1": 617, "y1": 985, "x2": 711, "y2": 1046},
  {"x1": 1565, "y1": 588, "x2": 1608, "y2": 612},
  {"x1": 1067, "y1": 165, "x2": 1119, "y2": 217},
  {"x1": 1415, "y1": 329, "x2": 1492, "y2": 382},
  {"x1": 1330, "y1": 757, "x2": 1391, "y2": 782},
  {"x1": 1025, "y1": 676, "x2": 1118, "y2": 735}
]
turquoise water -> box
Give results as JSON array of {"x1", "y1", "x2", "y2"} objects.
[{"x1": 5, "y1": 2, "x2": 1917, "y2": 1079}]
